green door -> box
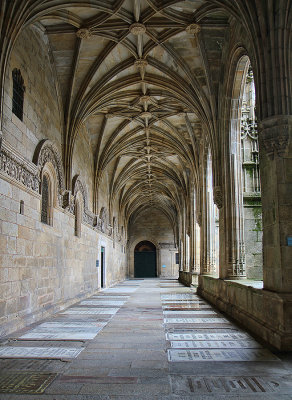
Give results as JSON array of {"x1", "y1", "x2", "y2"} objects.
[{"x1": 134, "y1": 251, "x2": 156, "y2": 277}]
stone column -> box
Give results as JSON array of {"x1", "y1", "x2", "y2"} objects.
[
  {"x1": 259, "y1": 116, "x2": 292, "y2": 292},
  {"x1": 200, "y1": 171, "x2": 213, "y2": 274},
  {"x1": 224, "y1": 102, "x2": 246, "y2": 279}
]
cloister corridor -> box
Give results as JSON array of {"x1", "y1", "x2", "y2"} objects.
[
  {"x1": 0, "y1": 278, "x2": 292, "y2": 399},
  {"x1": 1, "y1": 0, "x2": 292, "y2": 397}
]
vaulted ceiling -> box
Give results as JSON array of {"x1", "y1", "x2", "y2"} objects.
[{"x1": 35, "y1": 0, "x2": 230, "y2": 225}]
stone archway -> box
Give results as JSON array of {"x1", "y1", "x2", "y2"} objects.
[{"x1": 134, "y1": 240, "x2": 157, "y2": 278}]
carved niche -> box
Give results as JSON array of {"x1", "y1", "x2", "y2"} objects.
[
  {"x1": 72, "y1": 175, "x2": 96, "y2": 226},
  {"x1": 33, "y1": 140, "x2": 65, "y2": 206}
]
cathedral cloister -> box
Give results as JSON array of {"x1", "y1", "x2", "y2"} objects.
[{"x1": 0, "y1": 0, "x2": 292, "y2": 398}]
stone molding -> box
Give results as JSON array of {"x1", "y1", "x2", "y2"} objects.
[
  {"x1": 0, "y1": 139, "x2": 39, "y2": 192},
  {"x1": 259, "y1": 116, "x2": 291, "y2": 160}
]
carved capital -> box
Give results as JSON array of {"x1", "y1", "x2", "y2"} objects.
[
  {"x1": 213, "y1": 186, "x2": 223, "y2": 209},
  {"x1": 259, "y1": 116, "x2": 291, "y2": 159},
  {"x1": 76, "y1": 28, "x2": 92, "y2": 39}
]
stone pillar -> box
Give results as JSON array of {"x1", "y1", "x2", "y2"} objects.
[{"x1": 259, "y1": 116, "x2": 292, "y2": 292}]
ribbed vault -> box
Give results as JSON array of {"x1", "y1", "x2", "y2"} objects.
[
  {"x1": 2, "y1": 0, "x2": 236, "y2": 233},
  {"x1": 32, "y1": 0, "x2": 231, "y2": 233}
]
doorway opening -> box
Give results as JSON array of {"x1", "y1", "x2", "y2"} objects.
[
  {"x1": 134, "y1": 241, "x2": 157, "y2": 278},
  {"x1": 101, "y1": 246, "x2": 105, "y2": 288}
]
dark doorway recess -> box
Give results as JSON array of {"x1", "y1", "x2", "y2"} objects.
[
  {"x1": 134, "y1": 241, "x2": 157, "y2": 278},
  {"x1": 101, "y1": 246, "x2": 105, "y2": 288}
]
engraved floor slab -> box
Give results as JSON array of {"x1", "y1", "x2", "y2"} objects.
[
  {"x1": 80, "y1": 300, "x2": 125, "y2": 306},
  {"x1": 170, "y1": 340, "x2": 262, "y2": 349},
  {"x1": 0, "y1": 347, "x2": 83, "y2": 359},
  {"x1": 163, "y1": 305, "x2": 212, "y2": 310},
  {"x1": 162, "y1": 300, "x2": 205, "y2": 304},
  {"x1": 171, "y1": 375, "x2": 291, "y2": 395},
  {"x1": 92, "y1": 296, "x2": 129, "y2": 299},
  {"x1": 20, "y1": 326, "x2": 103, "y2": 340},
  {"x1": 40, "y1": 322, "x2": 107, "y2": 328},
  {"x1": 166, "y1": 332, "x2": 251, "y2": 341},
  {"x1": 103, "y1": 288, "x2": 137, "y2": 293},
  {"x1": 164, "y1": 318, "x2": 229, "y2": 324},
  {"x1": 163, "y1": 310, "x2": 217, "y2": 315},
  {"x1": 0, "y1": 372, "x2": 57, "y2": 394},
  {"x1": 168, "y1": 349, "x2": 279, "y2": 362},
  {"x1": 61, "y1": 308, "x2": 119, "y2": 315},
  {"x1": 161, "y1": 294, "x2": 200, "y2": 300}
]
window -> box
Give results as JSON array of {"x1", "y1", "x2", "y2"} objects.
[
  {"x1": 41, "y1": 175, "x2": 50, "y2": 224},
  {"x1": 12, "y1": 69, "x2": 25, "y2": 120},
  {"x1": 41, "y1": 170, "x2": 55, "y2": 226}
]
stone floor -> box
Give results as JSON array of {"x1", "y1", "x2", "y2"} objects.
[{"x1": 0, "y1": 278, "x2": 292, "y2": 399}]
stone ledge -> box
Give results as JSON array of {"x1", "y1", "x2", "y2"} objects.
[
  {"x1": 179, "y1": 270, "x2": 199, "y2": 287},
  {"x1": 197, "y1": 275, "x2": 292, "y2": 351}
]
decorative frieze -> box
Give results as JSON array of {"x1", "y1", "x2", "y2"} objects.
[{"x1": 0, "y1": 140, "x2": 39, "y2": 192}]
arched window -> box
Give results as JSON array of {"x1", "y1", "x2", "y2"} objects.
[
  {"x1": 12, "y1": 68, "x2": 25, "y2": 121},
  {"x1": 41, "y1": 174, "x2": 52, "y2": 225},
  {"x1": 40, "y1": 164, "x2": 56, "y2": 226}
]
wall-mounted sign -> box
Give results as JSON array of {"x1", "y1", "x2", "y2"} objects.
[
  {"x1": 96, "y1": 260, "x2": 99, "y2": 267},
  {"x1": 287, "y1": 236, "x2": 292, "y2": 246},
  {"x1": 162, "y1": 264, "x2": 166, "y2": 268}
]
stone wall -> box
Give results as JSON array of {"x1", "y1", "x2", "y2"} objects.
[
  {"x1": 0, "y1": 173, "x2": 126, "y2": 337},
  {"x1": 128, "y1": 209, "x2": 178, "y2": 278}
]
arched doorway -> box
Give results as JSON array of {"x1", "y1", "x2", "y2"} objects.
[{"x1": 134, "y1": 241, "x2": 157, "y2": 278}]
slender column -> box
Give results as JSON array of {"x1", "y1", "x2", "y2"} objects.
[
  {"x1": 190, "y1": 191, "x2": 195, "y2": 272},
  {"x1": 259, "y1": 116, "x2": 292, "y2": 292},
  {"x1": 201, "y1": 171, "x2": 213, "y2": 274},
  {"x1": 224, "y1": 102, "x2": 246, "y2": 279}
]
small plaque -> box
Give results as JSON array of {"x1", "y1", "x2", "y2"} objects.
[
  {"x1": 162, "y1": 265, "x2": 166, "y2": 268},
  {"x1": 167, "y1": 348, "x2": 279, "y2": 362},
  {"x1": 287, "y1": 236, "x2": 292, "y2": 246},
  {"x1": 0, "y1": 347, "x2": 83, "y2": 359}
]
